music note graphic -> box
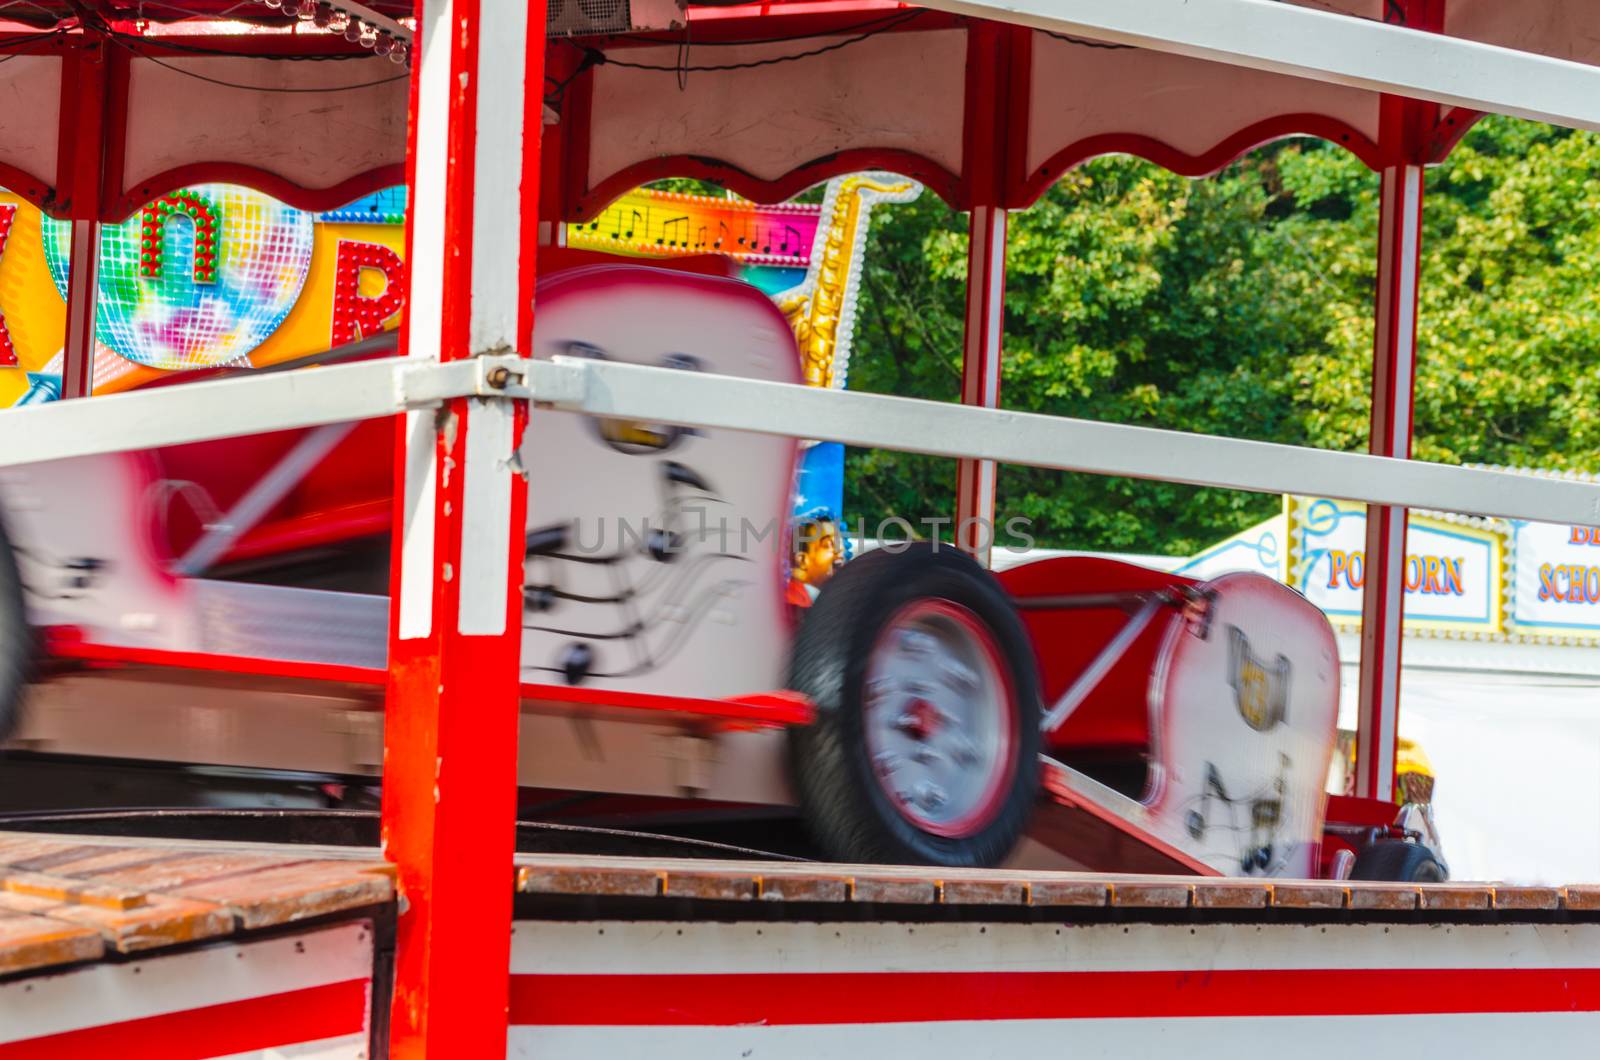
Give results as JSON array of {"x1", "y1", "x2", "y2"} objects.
[
  {"x1": 781, "y1": 224, "x2": 803, "y2": 258},
  {"x1": 625, "y1": 209, "x2": 643, "y2": 240},
  {"x1": 695, "y1": 225, "x2": 708, "y2": 250},
  {"x1": 715, "y1": 221, "x2": 729, "y2": 250},
  {"x1": 659, "y1": 215, "x2": 688, "y2": 247}
]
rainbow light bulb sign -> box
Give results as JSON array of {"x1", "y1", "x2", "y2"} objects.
[
  {"x1": 42, "y1": 185, "x2": 317, "y2": 371},
  {"x1": 0, "y1": 184, "x2": 408, "y2": 406}
]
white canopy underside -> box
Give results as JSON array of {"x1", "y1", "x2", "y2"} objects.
[{"x1": 0, "y1": 0, "x2": 1596, "y2": 216}]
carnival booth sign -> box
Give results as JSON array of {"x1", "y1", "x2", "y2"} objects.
[
  {"x1": 1508, "y1": 519, "x2": 1600, "y2": 639},
  {"x1": 1288, "y1": 497, "x2": 1501, "y2": 634},
  {"x1": 1176, "y1": 511, "x2": 1287, "y2": 582}
]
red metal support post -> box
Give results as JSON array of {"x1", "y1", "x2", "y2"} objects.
[
  {"x1": 1355, "y1": 158, "x2": 1422, "y2": 802},
  {"x1": 956, "y1": 203, "x2": 1007, "y2": 565},
  {"x1": 61, "y1": 218, "x2": 100, "y2": 401},
  {"x1": 955, "y1": 24, "x2": 1017, "y2": 565},
  {"x1": 56, "y1": 38, "x2": 113, "y2": 401},
  {"x1": 1354, "y1": 0, "x2": 1442, "y2": 802},
  {"x1": 381, "y1": 0, "x2": 546, "y2": 1054}
]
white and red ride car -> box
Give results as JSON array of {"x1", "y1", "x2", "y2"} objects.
[{"x1": 0, "y1": 264, "x2": 1439, "y2": 876}]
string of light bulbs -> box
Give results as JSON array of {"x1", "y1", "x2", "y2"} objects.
[{"x1": 249, "y1": 0, "x2": 413, "y2": 65}]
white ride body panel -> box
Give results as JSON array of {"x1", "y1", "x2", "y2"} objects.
[
  {"x1": 508, "y1": 920, "x2": 1600, "y2": 1059},
  {"x1": 1, "y1": 452, "x2": 389, "y2": 668},
  {"x1": 0, "y1": 922, "x2": 372, "y2": 1055},
  {"x1": 1147, "y1": 572, "x2": 1340, "y2": 876},
  {"x1": 2, "y1": 267, "x2": 803, "y2": 698},
  {"x1": 2, "y1": 453, "x2": 197, "y2": 651},
  {"x1": 519, "y1": 266, "x2": 799, "y2": 698}
]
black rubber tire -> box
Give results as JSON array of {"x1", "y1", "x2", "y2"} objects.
[
  {"x1": 0, "y1": 510, "x2": 27, "y2": 742},
  {"x1": 786, "y1": 543, "x2": 1041, "y2": 867},
  {"x1": 1351, "y1": 838, "x2": 1448, "y2": 882}
]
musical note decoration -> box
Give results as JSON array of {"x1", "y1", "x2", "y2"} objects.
[
  {"x1": 564, "y1": 174, "x2": 923, "y2": 395},
  {"x1": 567, "y1": 188, "x2": 821, "y2": 267}
]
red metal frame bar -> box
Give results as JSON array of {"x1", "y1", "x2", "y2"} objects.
[
  {"x1": 1353, "y1": 0, "x2": 1442, "y2": 803},
  {"x1": 1013, "y1": 114, "x2": 1387, "y2": 207},
  {"x1": 107, "y1": 163, "x2": 409, "y2": 227},
  {"x1": 379, "y1": 0, "x2": 545, "y2": 1052},
  {"x1": 40, "y1": 633, "x2": 814, "y2": 728},
  {"x1": 56, "y1": 39, "x2": 113, "y2": 399},
  {"x1": 954, "y1": 23, "x2": 1015, "y2": 563},
  {"x1": 1425, "y1": 105, "x2": 1485, "y2": 163},
  {"x1": 956, "y1": 206, "x2": 1006, "y2": 564}
]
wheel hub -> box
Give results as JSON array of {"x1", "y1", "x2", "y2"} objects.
[
  {"x1": 896, "y1": 697, "x2": 943, "y2": 741},
  {"x1": 864, "y1": 599, "x2": 1016, "y2": 838}
]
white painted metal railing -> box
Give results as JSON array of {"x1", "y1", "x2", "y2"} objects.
[
  {"x1": 519, "y1": 357, "x2": 1600, "y2": 527},
  {"x1": 1, "y1": 356, "x2": 488, "y2": 467},
  {"x1": 7, "y1": 352, "x2": 1593, "y2": 530},
  {"x1": 918, "y1": 0, "x2": 1600, "y2": 134}
]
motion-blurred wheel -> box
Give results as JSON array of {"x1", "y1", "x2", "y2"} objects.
[
  {"x1": 787, "y1": 543, "x2": 1040, "y2": 867},
  {"x1": 1351, "y1": 838, "x2": 1448, "y2": 882}
]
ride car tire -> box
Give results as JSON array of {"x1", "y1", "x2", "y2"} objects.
[
  {"x1": 787, "y1": 543, "x2": 1040, "y2": 867},
  {"x1": 1351, "y1": 838, "x2": 1447, "y2": 882},
  {"x1": 0, "y1": 512, "x2": 28, "y2": 741}
]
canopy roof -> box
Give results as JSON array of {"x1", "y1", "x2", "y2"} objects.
[{"x1": 0, "y1": 0, "x2": 1597, "y2": 220}]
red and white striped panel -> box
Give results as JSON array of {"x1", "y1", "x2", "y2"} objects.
[
  {"x1": 0, "y1": 922, "x2": 373, "y2": 1059},
  {"x1": 508, "y1": 920, "x2": 1600, "y2": 1058}
]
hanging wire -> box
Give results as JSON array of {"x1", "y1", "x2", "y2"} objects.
[
  {"x1": 0, "y1": 26, "x2": 69, "y2": 49},
  {"x1": 1040, "y1": 30, "x2": 1132, "y2": 50},
  {"x1": 544, "y1": 45, "x2": 600, "y2": 109},
  {"x1": 596, "y1": 8, "x2": 924, "y2": 74},
  {"x1": 674, "y1": 10, "x2": 690, "y2": 91},
  {"x1": 106, "y1": 33, "x2": 407, "y2": 88},
  {"x1": 615, "y1": 8, "x2": 919, "y2": 49}
]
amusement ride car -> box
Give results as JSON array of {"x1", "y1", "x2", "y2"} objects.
[{"x1": 0, "y1": 259, "x2": 1434, "y2": 876}]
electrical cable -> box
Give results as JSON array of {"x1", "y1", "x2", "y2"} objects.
[
  {"x1": 1041, "y1": 30, "x2": 1131, "y2": 50},
  {"x1": 615, "y1": 7, "x2": 918, "y2": 49},
  {"x1": 107, "y1": 33, "x2": 406, "y2": 89},
  {"x1": 595, "y1": 8, "x2": 924, "y2": 74}
]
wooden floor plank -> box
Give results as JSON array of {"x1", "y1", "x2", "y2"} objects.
[
  {"x1": 0, "y1": 827, "x2": 1594, "y2": 984},
  {"x1": 0, "y1": 910, "x2": 105, "y2": 975}
]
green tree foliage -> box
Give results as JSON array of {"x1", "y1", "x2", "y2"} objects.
[{"x1": 844, "y1": 117, "x2": 1600, "y2": 555}]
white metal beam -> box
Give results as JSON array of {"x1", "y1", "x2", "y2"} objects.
[
  {"x1": 9, "y1": 351, "x2": 1599, "y2": 530},
  {"x1": 915, "y1": 0, "x2": 1600, "y2": 133},
  {"x1": 0, "y1": 356, "x2": 483, "y2": 468},
  {"x1": 525, "y1": 357, "x2": 1600, "y2": 527}
]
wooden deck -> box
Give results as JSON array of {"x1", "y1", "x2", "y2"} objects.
[
  {"x1": 513, "y1": 851, "x2": 1600, "y2": 916},
  {"x1": 5, "y1": 826, "x2": 1600, "y2": 982},
  {"x1": 0, "y1": 832, "x2": 391, "y2": 978}
]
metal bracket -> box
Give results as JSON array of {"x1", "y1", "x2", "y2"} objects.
[{"x1": 395, "y1": 352, "x2": 540, "y2": 409}]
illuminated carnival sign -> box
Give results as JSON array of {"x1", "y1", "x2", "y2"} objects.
[
  {"x1": 0, "y1": 184, "x2": 407, "y2": 406},
  {"x1": 1177, "y1": 514, "x2": 1287, "y2": 581},
  {"x1": 1172, "y1": 497, "x2": 1600, "y2": 644},
  {"x1": 568, "y1": 176, "x2": 922, "y2": 521},
  {"x1": 1287, "y1": 498, "x2": 1500, "y2": 630},
  {"x1": 1507, "y1": 520, "x2": 1600, "y2": 636}
]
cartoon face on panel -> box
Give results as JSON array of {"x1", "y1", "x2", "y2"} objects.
[{"x1": 519, "y1": 267, "x2": 801, "y2": 700}]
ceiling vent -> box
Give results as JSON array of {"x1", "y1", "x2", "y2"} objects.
[{"x1": 546, "y1": 0, "x2": 686, "y2": 37}]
